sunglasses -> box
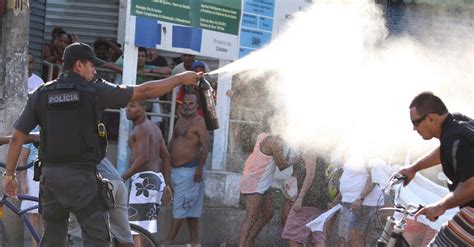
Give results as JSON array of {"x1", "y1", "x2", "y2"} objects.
[{"x1": 411, "y1": 114, "x2": 428, "y2": 127}]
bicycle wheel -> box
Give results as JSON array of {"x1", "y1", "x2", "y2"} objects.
[{"x1": 130, "y1": 223, "x2": 159, "y2": 247}]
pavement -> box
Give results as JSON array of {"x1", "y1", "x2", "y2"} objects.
[{"x1": 22, "y1": 228, "x2": 238, "y2": 247}]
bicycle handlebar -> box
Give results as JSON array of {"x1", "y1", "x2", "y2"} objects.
[
  {"x1": 387, "y1": 174, "x2": 408, "y2": 189},
  {"x1": 383, "y1": 174, "x2": 408, "y2": 205},
  {"x1": 2, "y1": 193, "x2": 39, "y2": 202},
  {"x1": 0, "y1": 161, "x2": 34, "y2": 171},
  {"x1": 378, "y1": 203, "x2": 425, "y2": 216},
  {"x1": 383, "y1": 175, "x2": 438, "y2": 220}
]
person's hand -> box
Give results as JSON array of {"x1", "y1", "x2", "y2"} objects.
[
  {"x1": 3, "y1": 178, "x2": 18, "y2": 198},
  {"x1": 351, "y1": 199, "x2": 363, "y2": 210},
  {"x1": 394, "y1": 166, "x2": 417, "y2": 186},
  {"x1": 415, "y1": 203, "x2": 445, "y2": 222},
  {"x1": 163, "y1": 186, "x2": 173, "y2": 205},
  {"x1": 292, "y1": 197, "x2": 302, "y2": 212},
  {"x1": 226, "y1": 89, "x2": 234, "y2": 97},
  {"x1": 194, "y1": 167, "x2": 203, "y2": 183},
  {"x1": 179, "y1": 71, "x2": 202, "y2": 87}
]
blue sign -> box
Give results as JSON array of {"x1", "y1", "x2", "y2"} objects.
[
  {"x1": 243, "y1": 0, "x2": 275, "y2": 17},
  {"x1": 239, "y1": 0, "x2": 275, "y2": 58},
  {"x1": 240, "y1": 28, "x2": 272, "y2": 49},
  {"x1": 239, "y1": 47, "x2": 254, "y2": 58},
  {"x1": 135, "y1": 16, "x2": 162, "y2": 48},
  {"x1": 172, "y1": 26, "x2": 203, "y2": 52},
  {"x1": 259, "y1": 16, "x2": 273, "y2": 31},
  {"x1": 242, "y1": 13, "x2": 258, "y2": 28}
]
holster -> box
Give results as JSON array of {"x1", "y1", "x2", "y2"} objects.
[
  {"x1": 96, "y1": 172, "x2": 115, "y2": 210},
  {"x1": 33, "y1": 159, "x2": 42, "y2": 182}
]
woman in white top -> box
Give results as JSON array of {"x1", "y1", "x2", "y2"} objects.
[{"x1": 334, "y1": 154, "x2": 384, "y2": 247}]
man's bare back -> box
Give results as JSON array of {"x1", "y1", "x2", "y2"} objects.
[{"x1": 129, "y1": 120, "x2": 162, "y2": 171}]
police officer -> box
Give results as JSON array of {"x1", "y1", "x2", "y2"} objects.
[{"x1": 2, "y1": 42, "x2": 199, "y2": 246}]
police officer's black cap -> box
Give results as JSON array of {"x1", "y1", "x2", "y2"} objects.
[{"x1": 63, "y1": 42, "x2": 106, "y2": 67}]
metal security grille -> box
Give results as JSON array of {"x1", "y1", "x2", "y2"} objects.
[
  {"x1": 30, "y1": 0, "x2": 47, "y2": 75},
  {"x1": 44, "y1": 0, "x2": 120, "y2": 46}
]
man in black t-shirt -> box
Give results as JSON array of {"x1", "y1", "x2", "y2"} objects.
[{"x1": 397, "y1": 91, "x2": 474, "y2": 246}]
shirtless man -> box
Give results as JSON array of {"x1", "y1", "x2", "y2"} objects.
[
  {"x1": 122, "y1": 100, "x2": 172, "y2": 244},
  {"x1": 165, "y1": 93, "x2": 210, "y2": 247}
]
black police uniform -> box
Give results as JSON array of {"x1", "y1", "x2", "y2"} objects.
[{"x1": 14, "y1": 71, "x2": 133, "y2": 246}]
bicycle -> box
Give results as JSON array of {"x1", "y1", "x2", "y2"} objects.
[
  {"x1": 0, "y1": 161, "x2": 37, "y2": 246},
  {"x1": 376, "y1": 175, "x2": 425, "y2": 247},
  {"x1": 0, "y1": 162, "x2": 159, "y2": 247}
]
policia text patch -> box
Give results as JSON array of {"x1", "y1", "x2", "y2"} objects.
[{"x1": 48, "y1": 92, "x2": 80, "y2": 108}]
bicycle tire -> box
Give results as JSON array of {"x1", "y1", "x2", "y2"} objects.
[{"x1": 130, "y1": 223, "x2": 159, "y2": 247}]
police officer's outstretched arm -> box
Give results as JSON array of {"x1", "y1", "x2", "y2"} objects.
[
  {"x1": 131, "y1": 71, "x2": 202, "y2": 101},
  {"x1": 3, "y1": 129, "x2": 29, "y2": 197}
]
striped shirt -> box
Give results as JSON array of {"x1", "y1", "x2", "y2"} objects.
[{"x1": 429, "y1": 206, "x2": 474, "y2": 246}]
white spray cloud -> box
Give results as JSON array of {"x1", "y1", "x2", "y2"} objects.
[{"x1": 212, "y1": 0, "x2": 473, "y2": 163}]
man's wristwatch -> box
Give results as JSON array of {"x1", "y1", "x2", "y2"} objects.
[
  {"x1": 2, "y1": 172, "x2": 16, "y2": 180},
  {"x1": 358, "y1": 196, "x2": 365, "y2": 201}
]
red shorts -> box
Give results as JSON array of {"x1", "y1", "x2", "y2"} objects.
[{"x1": 282, "y1": 206, "x2": 324, "y2": 244}]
